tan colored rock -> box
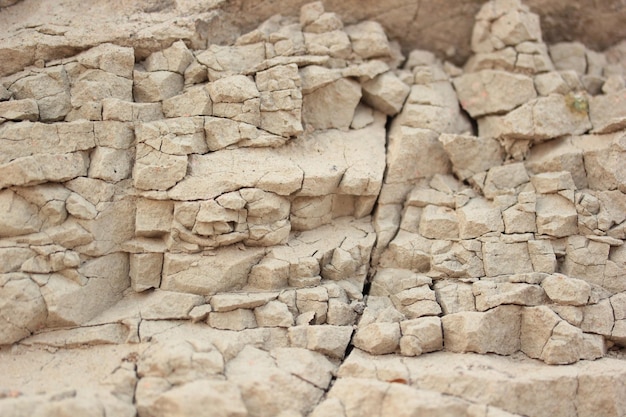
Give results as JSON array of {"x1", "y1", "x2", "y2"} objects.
[
  {"x1": 541, "y1": 274, "x2": 591, "y2": 306},
  {"x1": 561, "y1": 236, "x2": 610, "y2": 287},
  {"x1": 196, "y1": 43, "x2": 266, "y2": 80},
  {"x1": 133, "y1": 70, "x2": 184, "y2": 102},
  {"x1": 457, "y1": 198, "x2": 504, "y2": 239},
  {"x1": 353, "y1": 322, "x2": 401, "y2": 355},
  {"x1": 148, "y1": 380, "x2": 247, "y2": 417},
  {"x1": 479, "y1": 94, "x2": 592, "y2": 142},
  {"x1": 162, "y1": 85, "x2": 212, "y2": 118},
  {"x1": 531, "y1": 171, "x2": 576, "y2": 193},
  {"x1": 482, "y1": 162, "x2": 530, "y2": 198},
  {"x1": 550, "y1": 42, "x2": 587, "y2": 74},
  {"x1": 535, "y1": 194, "x2": 578, "y2": 237},
  {"x1": 589, "y1": 89, "x2": 626, "y2": 134},
  {"x1": 102, "y1": 98, "x2": 164, "y2": 122},
  {"x1": 442, "y1": 305, "x2": 521, "y2": 355},
  {"x1": 304, "y1": 30, "x2": 351, "y2": 58},
  {"x1": 288, "y1": 325, "x2": 353, "y2": 359},
  {"x1": 581, "y1": 299, "x2": 614, "y2": 336},
  {"x1": 302, "y1": 77, "x2": 361, "y2": 130},
  {"x1": 135, "y1": 199, "x2": 173, "y2": 237},
  {"x1": 0, "y1": 98, "x2": 38, "y2": 121},
  {"x1": 133, "y1": 145, "x2": 188, "y2": 191},
  {"x1": 473, "y1": 281, "x2": 546, "y2": 311},
  {"x1": 209, "y1": 308, "x2": 257, "y2": 331},
  {"x1": 439, "y1": 134, "x2": 505, "y2": 181},
  {"x1": 0, "y1": 189, "x2": 42, "y2": 237},
  {"x1": 255, "y1": 300, "x2": 294, "y2": 327},
  {"x1": 144, "y1": 40, "x2": 194, "y2": 74},
  {"x1": 520, "y1": 305, "x2": 561, "y2": 359},
  {"x1": 9, "y1": 66, "x2": 71, "y2": 121},
  {"x1": 361, "y1": 71, "x2": 410, "y2": 116},
  {"x1": 528, "y1": 239, "x2": 557, "y2": 273},
  {"x1": 0, "y1": 273, "x2": 47, "y2": 344},
  {"x1": 454, "y1": 70, "x2": 537, "y2": 117},
  {"x1": 400, "y1": 316, "x2": 443, "y2": 356},
  {"x1": 418, "y1": 204, "x2": 459, "y2": 239},
  {"x1": 345, "y1": 21, "x2": 390, "y2": 59},
  {"x1": 130, "y1": 253, "x2": 163, "y2": 292},
  {"x1": 65, "y1": 192, "x2": 97, "y2": 220},
  {"x1": 210, "y1": 292, "x2": 277, "y2": 312},
  {"x1": 434, "y1": 280, "x2": 476, "y2": 314},
  {"x1": 482, "y1": 241, "x2": 533, "y2": 277},
  {"x1": 161, "y1": 246, "x2": 265, "y2": 296}
]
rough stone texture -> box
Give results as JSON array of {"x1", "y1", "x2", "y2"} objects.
[{"x1": 1, "y1": 1, "x2": 626, "y2": 415}]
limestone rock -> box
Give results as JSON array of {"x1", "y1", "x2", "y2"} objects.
[
  {"x1": 0, "y1": 273, "x2": 47, "y2": 344},
  {"x1": 454, "y1": 70, "x2": 537, "y2": 117},
  {"x1": 133, "y1": 70, "x2": 184, "y2": 103},
  {"x1": 345, "y1": 21, "x2": 391, "y2": 59},
  {"x1": 457, "y1": 198, "x2": 504, "y2": 239},
  {"x1": 541, "y1": 274, "x2": 591, "y2": 306},
  {"x1": 0, "y1": 98, "x2": 38, "y2": 121},
  {"x1": 353, "y1": 322, "x2": 401, "y2": 355},
  {"x1": 361, "y1": 71, "x2": 410, "y2": 116},
  {"x1": 473, "y1": 281, "x2": 547, "y2": 311},
  {"x1": 535, "y1": 194, "x2": 578, "y2": 237},
  {"x1": 479, "y1": 94, "x2": 592, "y2": 142},
  {"x1": 162, "y1": 85, "x2": 212, "y2": 118},
  {"x1": 144, "y1": 40, "x2": 194, "y2": 74},
  {"x1": 439, "y1": 134, "x2": 504, "y2": 181},
  {"x1": 302, "y1": 77, "x2": 361, "y2": 130},
  {"x1": 9, "y1": 66, "x2": 71, "y2": 121},
  {"x1": 400, "y1": 316, "x2": 443, "y2": 356},
  {"x1": 130, "y1": 253, "x2": 163, "y2": 292},
  {"x1": 589, "y1": 89, "x2": 626, "y2": 134},
  {"x1": 442, "y1": 305, "x2": 521, "y2": 355}
]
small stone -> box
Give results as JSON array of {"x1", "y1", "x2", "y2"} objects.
[
  {"x1": 541, "y1": 274, "x2": 591, "y2": 306},
  {"x1": 361, "y1": 72, "x2": 410, "y2": 116},
  {"x1": 129, "y1": 253, "x2": 163, "y2": 292},
  {"x1": 133, "y1": 70, "x2": 184, "y2": 103},
  {"x1": 208, "y1": 308, "x2": 257, "y2": 331},
  {"x1": 345, "y1": 21, "x2": 390, "y2": 59},
  {"x1": 0, "y1": 98, "x2": 38, "y2": 121},
  {"x1": 353, "y1": 322, "x2": 401, "y2": 355}
]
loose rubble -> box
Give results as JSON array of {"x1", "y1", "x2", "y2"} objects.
[{"x1": 1, "y1": 0, "x2": 626, "y2": 416}]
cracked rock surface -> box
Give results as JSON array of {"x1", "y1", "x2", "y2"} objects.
[{"x1": 2, "y1": 0, "x2": 626, "y2": 415}]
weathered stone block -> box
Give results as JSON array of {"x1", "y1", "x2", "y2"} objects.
[{"x1": 130, "y1": 253, "x2": 163, "y2": 292}]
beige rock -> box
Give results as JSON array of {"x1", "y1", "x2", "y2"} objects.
[
  {"x1": 255, "y1": 300, "x2": 294, "y2": 327},
  {"x1": 135, "y1": 199, "x2": 173, "y2": 237},
  {"x1": 550, "y1": 42, "x2": 587, "y2": 74},
  {"x1": 541, "y1": 274, "x2": 591, "y2": 306},
  {"x1": 196, "y1": 43, "x2": 266, "y2": 80},
  {"x1": 144, "y1": 40, "x2": 194, "y2": 74},
  {"x1": 162, "y1": 85, "x2": 212, "y2": 118},
  {"x1": 535, "y1": 194, "x2": 578, "y2": 237},
  {"x1": 454, "y1": 70, "x2": 537, "y2": 117},
  {"x1": 0, "y1": 98, "x2": 38, "y2": 121},
  {"x1": 88, "y1": 147, "x2": 133, "y2": 182},
  {"x1": 353, "y1": 322, "x2": 401, "y2": 355},
  {"x1": 439, "y1": 134, "x2": 504, "y2": 181},
  {"x1": 534, "y1": 71, "x2": 571, "y2": 96},
  {"x1": 9, "y1": 66, "x2": 71, "y2": 121},
  {"x1": 520, "y1": 305, "x2": 561, "y2": 359},
  {"x1": 434, "y1": 280, "x2": 476, "y2": 314},
  {"x1": 65, "y1": 192, "x2": 97, "y2": 220},
  {"x1": 288, "y1": 325, "x2": 353, "y2": 359},
  {"x1": 226, "y1": 345, "x2": 323, "y2": 417},
  {"x1": 209, "y1": 308, "x2": 257, "y2": 331},
  {"x1": 272, "y1": 347, "x2": 336, "y2": 389},
  {"x1": 304, "y1": 30, "x2": 351, "y2": 59},
  {"x1": 210, "y1": 292, "x2": 277, "y2": 312},
  {"x1": 482, "y1": 241, "x2": 534, "y2": 277},
  {"x1": 589, "y1": 89, "x2": 626, "y2": 134},
  {"x1": 442, "y1": 305, "x2": 521, "y2": 355},
  {"x1": 129, "y1": 253, "x2": 163, "y2": 292},
  {"x1": 361, "y1": 72, "x2": 410, "y2": 116},
  {"x1": 418, "y1": 204, "x2": 459, "y2": 239},
  {"x1": 133, "y1": 144, "x2": 188, "y2": 191},
  {"x1": 531, "y1": 171, "x2": 576, "y2": 193},
  {"x1": 133, "y1": 70, "x2": 184, "y2": 102},
  {"x1": 483, "y1": 162, "x2": 530, "y2": 198},
  {"x1": 0, "y1": 189, "x2": 43, "y2": 237},
  {"x1": 528, "y1": 239, "x2": 557, "y2": 273},
  {"x1": 525, "y1": 136, "x2": 587, "y2": 189},
  {"x1": 400, "y1": 316, "x2": 443, "y2": 356},
  {"x1": 473, "y1": 281, "x2": 547, "y2": 311},
  {"x1": 302, "y1": 78, "x2": 361, "y2": 130},
  {"x1": 41, "y1": 253, "x2": 129, "y2": 327},
  {"x1": 561, "y1": 236, "x2": 610, "y2": 287},
  {"x1": 102, "y1": 98, "x2": 164, "y2": 121},
  {"x1": 580, "y1": 299, "x2": 614, "y2": 336},
  {"x1": 0, "y1": 273, "x2": 47, "y2": 344},
  {"x1": 148, "y1": 380, "x2": 247, "y2": 417},
  {"x1": 479, "y1": 94, "x2": 592, "y2": 142},
  {"x1": 457, "y1": 198, "x2": 504, "y2": 239},
  {"x1": 161, "y1": 247, "x2": 265, "y2": 295},
  {"x1": 345, "y1": 21, "x2": 390, "y2": 59}
]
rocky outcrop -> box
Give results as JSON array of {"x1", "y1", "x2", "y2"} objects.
[{"x1": 1, "y1": 0, "x2": 626, "y2": 416}]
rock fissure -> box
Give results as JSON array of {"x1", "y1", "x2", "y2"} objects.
[{"x1": 1, "y1": 0, "x2": 626, "y2": 415}]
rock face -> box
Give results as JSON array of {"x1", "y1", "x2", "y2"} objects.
[{"x1": 1, "y1": 0, "x2": 626, "y2": 416}]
